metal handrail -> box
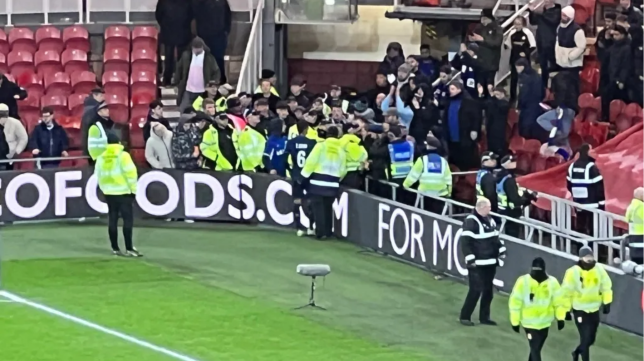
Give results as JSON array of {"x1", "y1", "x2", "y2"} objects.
[
  {"x1": 364, "y1": 175, "x2": 623, "y2": 265},
  {"x1": 237, "y1": 0, "x2": 264, "y2": 94},
  {"x1": 0, "y1": 155, "x2": 90, "y2": 170}
]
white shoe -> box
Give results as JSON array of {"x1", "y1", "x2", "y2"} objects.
[
  {"x1": 306, "y1": 229, "x2": 315, "y2": 236},
  {"x1": 297, "y1": 230, "x2": 305, "y2": 237},
  {"x1": 165, "y1": 218, "x2": 172, "y2": 222},
  {"x1": 184, "y1": 219, "x2": 195, "y2": 223}
]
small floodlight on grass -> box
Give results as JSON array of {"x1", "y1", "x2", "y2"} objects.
[{"x1": 294, "y1": 264, "x2": 331, "y2": 310}]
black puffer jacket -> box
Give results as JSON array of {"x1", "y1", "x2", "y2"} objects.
[
  {"x1": 192, "y1": 0, "x2": 232, "y2": 37},
  {"x1": 408, "y1": 84, "x2": 440, "y2": 143},
  {"x1": 156, "y1": 0, "x2": 193, "y2": 46}
]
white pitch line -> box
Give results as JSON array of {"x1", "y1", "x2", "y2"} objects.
[{"x1": 0, "y1": 290, "x2": 202, "y2": 361}]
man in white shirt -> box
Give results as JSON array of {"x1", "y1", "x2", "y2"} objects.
[{"x1": 176, "y1": 37, "x2": 220, "y2": 113}]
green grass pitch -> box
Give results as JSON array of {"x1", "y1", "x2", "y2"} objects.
[{"x1": 0, "y1": 221, "x2": 641, "y2": 361}]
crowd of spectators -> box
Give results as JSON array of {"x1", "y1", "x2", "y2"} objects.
[{"x1": 0, "y1": 2, "x2": 638, "y2": 213}]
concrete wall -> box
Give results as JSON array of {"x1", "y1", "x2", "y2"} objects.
[{"x1": 287, "y1": 6, "x2": 421, "y2": 61}]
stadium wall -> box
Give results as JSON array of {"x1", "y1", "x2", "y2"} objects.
[{"x1": 1, "y1": 168, "x2": 641, "y2": 335}]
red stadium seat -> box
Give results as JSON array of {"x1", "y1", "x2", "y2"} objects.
[
  {"x1": 0, "y1": 53, "x2": 7, "y2": 74},
  {"x1": 545, "y1": 156, "x2": 564, "y2": 169},
  {"x1": 129, "y1": 116, "x2": 147, "y2": 149},
  {"x1": 64, "y1": 127, "x2": 83, "y2": 150},
  {"x1": 59, "y1": 115, "x2": 81, "y2": 129},
  {"x1": 44, "y1": 72, "x2": 72, "y2": 97},
  {"x1": 531, "y1": 155, "x2": 548, "y2": 173},
  {"x1": 103, "y1": 48, "x2": 130, "y2": 74},
  {"x1": 571, "y1": 3, "x2": 589, "y2": 24},
  {"x1": 507, "y1": 108, "x2": 519, "y2": 126},
  {"x1": 104, "y1": 26, "x2": 131, "y2": 52},
  {"x1": 15, "y1": 152, "x2": 34, "y2": 171},
  {"x1": 609, "y1": 99, "x2": 626, "y2": 123},
  {"x1": 9, "y1": 28, "x2": 36, "y2": 53},
  {"x1": 569, "y1": 132, "x2": 583, "y2": 153},
  {"x1": 104, "y1": 93, "x2": 129, "y2": 123},
  {"x1": 102, "y1": 70, "x2": 129, "y2": 97},
  {"x1": 15, "y1": 72, "x2": 43, "y2": 99},
  {"x1": 41, "y1": 94, "x2": 69, "y2": 116},
  {"x1": 68, "y1": 93, "x2": 86, "y2": 117},
  {"x1": 130, "y1": 148, "x2": 147, "y2": 165},
  {"x1": 8, "y1": 50, "x2": 35, "y2": 77},
  {"x1": 35, "y1": 49, "x2": 63, "y2": 76},
  {"x1": 615, "y1": 114, "x2": 633, "y2": 133},
  {"x1": 578, "y1": 93, "x2": 594, "y2": 111},
  {"x1": 623, "y1": 103, "x2": 642, "y2": 122},
  {"x1": 509, "y1": 136, "x2": 525, "y2": 152},
  {"x1": 70, "y1": 70, "x2": 97, "y2": 94},
  {"x1": 35, "y1": 26, "x2": 63, "y2": 53},
  {"x1": 61, "y1": 49, "x2": 88, "y2": 75},
  {"x1": 131, "y1": 48, "x2": 157, "y2": 74},
  {"x1": 131, "y1": 92, "x2": 155, "y2": 119},
  {"x1": 516, "y1": 152, "x2": 533, "y2": 174},
  {"x1": 130, "y1": 70, "x2": 157, "y2": 98},
  {"x1": 580, "y1": 67, "x2": 599, "y2": 94},
  {"x1": 587, "y1": 121, "x2": 609, "y2": 144},
  {"x1": 62, "y1": 26, "x2": 90, "y2": 53},
  {"x1": 524, "y1": 139, "x2": 542, "y2": 154},
  {"x1": 132, "y1": 26, "x2": 158, "y2": 52},
  {"x1": 0, "y1": 28, "x2": 9, "y2": 55}
]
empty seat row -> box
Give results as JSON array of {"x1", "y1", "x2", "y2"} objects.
[
  {"x1": 15, "y1": 70, "x2": 156, "y2": 98},
  {"x1": 16, "y1": 71, "x2": 97, "y2": 97},
  {"x1": 0, "y1": 25, "x2": 158, "y2": 55},
  {"x1": 4, "y1": 48, "x2": 88, "y2": 77},
  {"x1": 103, "y1": 48, "x2": 157, "y2": 74}
]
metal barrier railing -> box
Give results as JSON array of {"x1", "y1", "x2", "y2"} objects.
[
  {"x1": 237, "y1": 0, "x2": 264, "y2": 95},
  {"x1": 364, "y1": 175, "x2": 624, "y2": 265},
  {"x1": 0, "y1": 155, "x2": 89, "y2": 169}
]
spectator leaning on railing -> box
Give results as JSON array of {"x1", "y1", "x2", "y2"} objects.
[{"x1": 29, "y1": 107, "x2": 69, "y2": 169}]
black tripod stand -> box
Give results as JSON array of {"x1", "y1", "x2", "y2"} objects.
[{"x1": 294, "y1": 275, "x2": 326, "y2": 310}]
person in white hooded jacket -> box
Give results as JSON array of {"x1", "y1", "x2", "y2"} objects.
[
  {"x1": 555, "y1": 6, "x2": 587, "y2": 70},
  {"x1": 145, "y1": 121, "x2": 174, "y2": 169},
  {"x1": 0, "y1": 103, "x2": 28, "y2": 169}
]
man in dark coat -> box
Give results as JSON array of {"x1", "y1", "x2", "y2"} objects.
[
  {"x1": 443, "y1": 81, "x2": 482, "y2": 170},
  {"x1": 0, "y1": 73, "x2": 27, "y2": 120},
  {"x1": 604, "y1": 25, "x2": 632, "y2": 119},
  {"x1": 81, "y1": 88, "x2": 105, "y2": 157},
  {"x1": 156, "y1": 0, "x2": 193, "y2": 86},
  {"x1": 596, "y1": 12, "x2": 616, "y2": 117},
  {"x1": 529, "y1": 0, "x2": 562, "y2": 88},
  {"x1": 29, "y1": 107, "x2": 69, "y2": 168},
  {"x1": 516, "y1": 58, "x2": 543, "y2": 139},
  {"x1": 483, "y1": 87, "x2": 510, "y2": 157},
  {"x1": 192, "y1": 0, "x2": 231, "y2": 84},
  {"x1": 471, "y1": 9, "x2": 503, "y2": 95},
  {"x1": 175, "y1": 37, "x2": 221, "y2": 113}
]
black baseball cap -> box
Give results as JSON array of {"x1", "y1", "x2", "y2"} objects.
[
  {"x1": 500, "y1": 154, "x2": 516, "y2": 166},
  {"x1": 481, "y1": 151, "x2": 498, "y2": 163}
]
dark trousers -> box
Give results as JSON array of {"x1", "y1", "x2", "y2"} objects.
[
  {"x1": 419, "y1": 194, "x2": 446, "y2": 215},
  {"x1": 479, "y1": 70, "x2": 496, "y2": 97},
  {"x1": 341, "y1": 171, "x2": 363, "y2": 190},
  {"x1": 293, "y1": 197, "x2": 313, "y2": 231},
  {"x1": 310, "y1": 194, "x2": 335, "y2": 238},
  {"x1": 510, "y1": 63, "x2": 519, "y2": 102},
  {"x1": 537, "y1": 47, "x2": 555, "y2": 89},
  {"x1": 601, "y1": 83, "x2": 629, "y2": 121},
  {"x1": 459, "y1": 265, "x2": 496, "y2": 321},
  {"x1": 162, "y1": 43, "x2": 188, "y2": 85},
  {"x1": 524, "y1": 327, "x2": 549, "y2": 361},
  {"x1": 392, "y1": 178, "x2": 415, "y2": 206},
  {"x1": 203, "y1": 33, "x2": 229, "y2": 84},
  {"x1": 105, "y1": 194, "x2": 134, "y2": 251},
  {"x1": 573, "y1": 310, "x2": 601, "y2": 361},
  {"x1": 501, "y1": 208, "x2": 522, "y2": 238}
]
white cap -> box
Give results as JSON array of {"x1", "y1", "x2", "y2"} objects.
[
  {"x1": 562, "y1": 6, "x2": 575, "y2": 20},
  {"x1": 0, "y1": 103, "x2": 8, "y2": 111}
]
